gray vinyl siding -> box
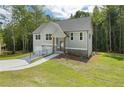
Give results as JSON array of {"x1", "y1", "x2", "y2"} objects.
[
  {"x1": 65, "y1": 31, "x2": 88, "y2": 50},
  {"x1": 33, "y1": 33, "x2": 53, "y2": 52},
  {"x1": 33, "y1": 28, "x2": 55, "y2": 52},
  {"x1": 33, "y1": 34, "x2": 42, "y2": 52}
]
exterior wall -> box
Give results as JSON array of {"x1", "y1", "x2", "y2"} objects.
[
  {"x1": 65, "y1": 31, "x2": 88, "y2": 56},
  {"x1": 33, "y1": 29, "x2": 92, "y2": 57},
  {"x1": 33, "y1": 34, "x2": 42, "y2": 52},
  {"x1": 33, "y1": 22, "x2": 66, "y2": 52},
  {"x1": 66, "y1": 49, "x2": 88, "y2": 56},
  {"x1": 33, "y1": 29, "x2": 54, "y2": 52},
  {"x1": 65, "y1": 31, "x2": 88, "y2": 50}
]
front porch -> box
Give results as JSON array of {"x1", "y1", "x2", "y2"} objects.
[{"x1": 52, "y1": 37, "x2": 66, "y2": 53}]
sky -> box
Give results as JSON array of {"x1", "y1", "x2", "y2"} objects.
[
  {"x1": 0, "y1": 6, "x2": 12, "y2": 24},
  {"x1": 43, "y1": 5, "x2": 94, "y2": 19},
  {"x1": 0, "y1": 5, "x2": 94, "y2": 24}
]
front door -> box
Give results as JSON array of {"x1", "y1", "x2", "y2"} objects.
[{"x1": 60, "y1": 41, "x2": 64, "y2": 51}]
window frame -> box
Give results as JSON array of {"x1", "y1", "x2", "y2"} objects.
[
  {"x1": 49, "y1": 34, "x2": 52, "y2": 40},
  {"x1": 38, "y1": 35, "x2": 40, "y2": 39},
  {"x1": 70, "y1": 33, "x2": 73, "y2": 40},
  {"x1": 35, "y1": 34, "x2": 40, "y2": 40},
  {"x1": 35, "y1": 35, "x2": 37, "y2": 40},
  {"x1": 80, "y1": 32, "x2": 83, "y2": 40},
  {"x1": 46, "y1": 34, "x2": 52, "y2": 40},
  {"x1": 46, "y1": 34, "x2": 48, "y2": 40}
]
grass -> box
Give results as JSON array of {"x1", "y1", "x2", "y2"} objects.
[
  {"x1": 0, "y1": 52, "x2": 31, "y2": 60},
  {"x1": 0, "y1": 52, "x2": 124, "y2": 86}
]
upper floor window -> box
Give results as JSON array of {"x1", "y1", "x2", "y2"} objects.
[
  {"x1": 80, "y1": 33, "x2": 83, "y2": 40},
  {"x1": 35, "y1": 34, "x2": 40, "y2": 40},
  {"x1": 70, "y1": 33, "x2": 73, "y2": 40},
  {"x1": 46, "y1": 34, "x2": 52, "y2": 40}
]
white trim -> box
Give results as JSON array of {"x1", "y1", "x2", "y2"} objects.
[
  {"x1": 57, "y1": 46, "x2": 60, "y2": 48},
  {"x1": 65, "y1": 47, "x2": 87, "y2": 50},
  {"x1": 41, "y1": 44, "x2": 57, "y2": 46},
  {"x1": 41, "y1": 44, "x2": 52, "y2": 46}
]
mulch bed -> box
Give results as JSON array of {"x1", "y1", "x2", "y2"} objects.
[{"x1": 54, "y1": 53, "x2": 91, "y2": 63}]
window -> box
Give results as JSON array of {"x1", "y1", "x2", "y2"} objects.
[
  {"x1": 49, "y1": 34, "x2": 52, "y2": 40},
  {"x1": 35, "y1": 34, "x2": 40, "y2": 40},
  {"x1": 46, "y1": 34, "x2": 52, "y2": 40},
  {"x1": 80, "y1": 33, "x2": 83, "y2": 40},
  {"x1": 35, "y1": 35, "x2": 37, "y2": 40},
  {"x1": 38, "y1": 35, "x2": 40, "y2": 39},
  {"x1": 70, "y1": 33, "x2": 73, "y2": 40},
  {"x1": 46, "y1": 34, "x2": 48, "y2": 40}
]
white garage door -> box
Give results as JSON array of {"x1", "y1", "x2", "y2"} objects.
[
  {"x1": 34, "y1": 46, "x2": 42, "y2": 52},
  {"x1": 42, "y1": 45, "x2": 53, "y2": 54},
  {"x1": 34, "y1": 45, "x2": 53, "y2": 55}
]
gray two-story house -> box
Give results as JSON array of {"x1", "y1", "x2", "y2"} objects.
[{"x1": 33, "y1": 17, "x2": 93, "y2": 57}]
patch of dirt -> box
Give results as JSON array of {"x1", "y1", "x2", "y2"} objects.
[
  {"x1": 88, "y1": 55, "x2": 98, "y2": 62},
  {"x1": 54, "y1": 54, "x2": 89, "y2": 63}
]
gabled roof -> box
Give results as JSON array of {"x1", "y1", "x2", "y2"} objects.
[
  {"x1": 33, "y1": 22, "x2": 66, "y2": 37},
  {"x1": 33, "y1": 17, "x2": 92, "y2": 34},
  {"x1": 56, "y1": 17, "x2": 92, "y2": 32},
  {"x1": 33, "y1": 23, "x2": 47, "y2": 34}
]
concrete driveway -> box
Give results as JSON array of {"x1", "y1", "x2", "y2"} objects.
[
  {"x1": 0, "y1": 59, "x2": 29, "y2": 70},
  {"x1": 0, "y1": 53, "x2": 59, "y2": 72}
]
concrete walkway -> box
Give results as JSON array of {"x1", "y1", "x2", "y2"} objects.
[
  {"x1": 0, "y1": 59, "x2": 29, "y2": 69},
  {"x1": 0, "y1": 53, "x2": 59, "y2": 72}
]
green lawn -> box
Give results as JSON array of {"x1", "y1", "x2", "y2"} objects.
[
  {"x1": 0, "y1": 52, "x2": 31, "y2": 60},
  {"x1": 0, "y1": 52, "x2": 124, "y2": 86}
]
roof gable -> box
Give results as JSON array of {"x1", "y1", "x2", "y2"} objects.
[
  {"x1": 33, "y1": 23, "x2": 47, "y2": 34},
  {"x1": 33, "y1": 22, "x2": 66, "y2": 37}
]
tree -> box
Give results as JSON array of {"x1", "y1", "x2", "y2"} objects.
[
  {"x1": 119, "y1": 6, "x2": 124, "y2": 53},
  {"x1": 70, "y1": 10, "x2": 89, "y2": 18},
  {"x1": 3, "y1": 5, "x2": 49, "y2": 53},
  {"x1": 31, "y1": 6, "x2": 48, "y2": 27},
  {"x1": 92, "y1": 6, "x2": 99, "y2": 51}
]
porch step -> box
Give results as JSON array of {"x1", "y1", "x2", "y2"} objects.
[{"x1": 55, "y1": 51, "x2": 64, "y2": 54}]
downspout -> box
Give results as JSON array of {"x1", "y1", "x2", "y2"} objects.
[
  {"x1": 64, "y1": 32, "x2": 68, "y2": 53},
  {"x1": 64, "y1": 36, "x2": 66, "y2": 53},
  {"x1": 87, "y1": 31, "x2": 89, "y2": 57},
  {"x1": 52, "y1": 37, "x2": 55, "y2": 53}
]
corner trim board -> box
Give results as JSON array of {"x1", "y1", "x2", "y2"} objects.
[{"x1": 65, "y1": 47, "x2": 87, "y2": 50}]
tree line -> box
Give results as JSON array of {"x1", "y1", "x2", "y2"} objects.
[
  {"x1": 0, "y1": 5, "x2": 124, "y2": 54},
  {"x1": 71, "y1": 5, "x2": 124, "y2": 53},
  {"x1": 1, "y1": 5, "x2": 50, "y2": 53}
]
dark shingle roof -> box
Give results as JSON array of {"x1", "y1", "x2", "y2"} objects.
[
  {"x1": 33, "y1": 17, "x2": 92, "y2": 34},
  {"x1": 56, "y1": 17, "x2": 92, "y2": 32}
]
